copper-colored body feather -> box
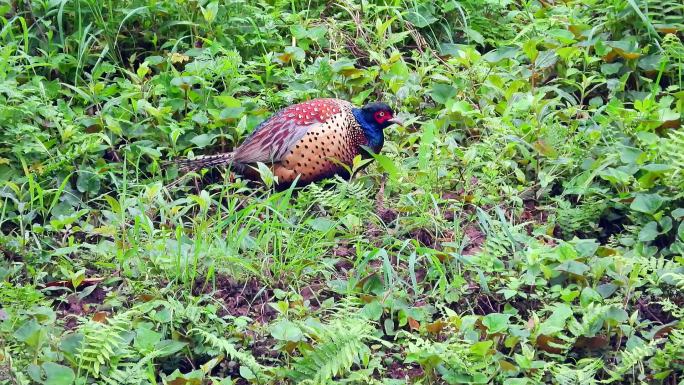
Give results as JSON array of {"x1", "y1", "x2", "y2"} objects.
[{"x1": 176, "y1": 98, "x2": 372, "y2": 186}]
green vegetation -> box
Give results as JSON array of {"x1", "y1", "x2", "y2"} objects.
[{"x1": 1, "y1": 0, "x2": 683, "y2": 384}]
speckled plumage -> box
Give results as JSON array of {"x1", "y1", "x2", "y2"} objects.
[{"x1": 176, "y1": 98, "x2": 401, "y2": 187}]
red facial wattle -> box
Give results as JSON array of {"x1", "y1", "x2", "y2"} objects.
[{"x1": 374, "y1": 111, "x2": 392, "y2": 124}]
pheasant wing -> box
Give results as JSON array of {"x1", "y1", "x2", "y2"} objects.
[{"x1": 234, "y1": 99, "x2": 348, "y2": 164}]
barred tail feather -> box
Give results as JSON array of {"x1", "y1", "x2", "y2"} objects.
[{"x1": 175, "y1": 153, "x2": 235, "y2": 172}]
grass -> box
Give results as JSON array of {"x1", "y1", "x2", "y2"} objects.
[{"x1": 1, "y1": 0, "x2": 684, "y2": 384}]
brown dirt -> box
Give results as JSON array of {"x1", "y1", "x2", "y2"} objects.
[
  {"x1": 333, "y1": 244, "x2": 355, "y2": 258},
  {"x1": 461, "y1": 224, "x2": 485, "y2": 256},
  {"x1": 410, "y1": 228, "x2": 435, "y2": 248},
  {"x1": 473, "y1": 292, "x2": 504, "y2": 315},
  {"x1": 300, "y1": 283, "x2": 326, "y2": 304},
  {"x1": 520, "y1": 200, "x2": 547, "y2": 223},
  {"x1": 365, "y1": 224, "x2": 386, "y2": 247},
  {"x1": 377, "y1": 207, "x2": 399, "y2": 224},
  {"x1": 520, "y1": 200, "x2": 550, "y2": 236},
  {"x1": 54, "y1": 284, "x2": 108, "y2": 330},
  {"x1": 193, "y1": 275, "x2": 276, "y2": 323},
  {"x1": 387, "y1": 360, "x2": 425, "y2": 381},
  {"x1": 0, "y1": 245, "x2": 21, "y2": 262},
  {"x1": 637, "y1": 292, "x2": 684, "y2": 325},
  {"x1": 334, "y1": 257, "x2": 355, "y2": 272},
  {"x1": 509, "y1": 297, "x2": 544, "y2": 319}
]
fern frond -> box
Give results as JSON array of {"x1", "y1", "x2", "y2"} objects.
[
  {"x1": 651, "y1": 327, "x2": 684, "y2": 371},
  {"x1": 288, "y1": 317, "x2": 374, "y2": 384},
  {"x1": 662, "y1": 127, "x2": 684, "y2": 187},
  {"x1": 526, "y1": 365, "x2": 547, "y2": 384},
  {"x1": 661, "y1": 272, "x2": 684, "y2": 288},
  {"x1": 568, "y1": 304, "x2": 615, "y2": 338},
  {"x1": 403, "y1": 332, "x2": 499, "y2": 382},
  {"x1": 306, "y1": 175, "x2": 373, "y2": 215},
  {"x1": 102, "y1": 359, "x2": 150, "y2": 385},
  {"x1": 647, "y1": 1, "x2": 684, "y2": 31},
  {"x1": 552, "y1": 358, "x2": 603, "y2": 385},
  {"x1": 76, "y1": 310, "x2": 139, "y2": 378},
  {"x1": 603, "y1": 338, "x2": 661, "y2": 383},
  {"x1": 551, "y1": 196, "x2": 606, "y2": 238},
  {"x1": 659, "y1": 299, "x2": 684, "y2": 318},
  {"x1": 192, "y1": 328, "x2": 272, "y2": 382}
]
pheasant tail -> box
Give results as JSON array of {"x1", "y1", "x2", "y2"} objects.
[{"x1": 176, "y1": 153, "x2": 235, "y2": 172}]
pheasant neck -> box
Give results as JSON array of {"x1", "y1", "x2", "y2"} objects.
[{"x1": 352, "y1": 108, "x2": 384, "y2": 153}]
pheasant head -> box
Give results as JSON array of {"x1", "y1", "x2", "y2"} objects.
[{"x1": 352, "y1": 102, "x2": 403, "y2": 152}]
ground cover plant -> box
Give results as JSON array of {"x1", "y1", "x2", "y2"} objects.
[{"x1": 1, "y1": 0, "x2": 683, "y2": 384}]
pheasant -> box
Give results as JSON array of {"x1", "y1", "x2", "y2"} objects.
[{"x1": 175, "y1": 98, "x2": 402, "y2": 187}]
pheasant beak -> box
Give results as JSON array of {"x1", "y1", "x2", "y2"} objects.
[{"x1": 388, "y1": 117, "x2": 404, "y2": 126}]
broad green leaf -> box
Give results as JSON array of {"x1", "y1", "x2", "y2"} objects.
[
  {"x1": 405, "y1": 3, "x2": 438, "y2": 28},
  {"x1": 219, "y1": 107, "x2": 246, "y2": 119},
  {"x1": 596, "y1": 283, "x2": 618, "y2": 298},
  {"x1": 307, "y1": 217, "x2": 336, "y2": 232},
  {"x1": 483, "y1": 46, "x2": 520, "y2": 63},
  {"x1": 547, "y1": 29, "x2": 576, "y2": 44},
  {"x1": 470, "y1": 340, "x2": 493, "y2": 356},
  {"x1": 447, "y1": 100, "x2": 475, "y2": 115},
  {"x1": 154, "y1": 340, "x2": 188, "y2": 356},
  {"x1": 13, "y1": 320, "x2": 42, "y2": 347},
  {"x1": 638, "y1": 221, "x2": 659, "y2": 242},
  {"x1": 361, "y1": 301, "x2": 383, "y2": 321},
  {"x1": 534, "y1": 50, "x2": 558, "y2": 69},
  {"x1": 134, "y1": 326, "x2": 162, "y2": 352},
  {"x1": 604, "y1": 307, "x2": 628, "y2": 324},
  {"x1": 270, "y1": 319, "x2": 304, "y2": 342},
  {"x1": 523, "y1": 39, "x2": 540, "y2": 61},
  {"x1": 532, "y1": 139, "x2": 557, "y2": 158},
  {"x1": 539, "y1": 304, "x2": 573, "y2": 335},
  {"x1": 239, "y1": 366, "x2": 256, "y2": 380},
  {"x1": 673, "y1": 208, "x2": 684, "y2": 220},
  {"x1": 599, "y1": 168, "x2": 632, "y2": 185},
  {"x1": 103, "y1": 195, "x2": 121, "y2": 214},
  {"x1": 580, "y1": 287, "x2": 603, "y2": 307},
  {"x1": 215, "y1": 94, "x2": 242, "y2": 108},
  {"x1": 190, "y1": 134, "x2": 216, "y2": 148},
  {"x1": 482, "y1": 313, "x2": 511, "y2": 334},
  {"x1": 372, "y1": 153, "x2": 399, "y2": 181},
  {"x1": 418, "y1": 121, "x2": 436, "y2": 169},
  {"x1": 42, "y1": 362, "x2": 75, "y2": 385},
  {"x1": 255, "y1": 162, "x2": 276, "y2": 187},
  {"x1": 607, "y1": 39, "x2": 641, "y2": 59},
  {"x1": 554, "y1": 243, "x2": 578, "y2": 262},
  {"x1": 430, "y1": 83, "x2": 457, "y2": 104},
  {"x1": 630, "y1": 193, "x2": 664, "y2": 215},
  {"x1": 572, "y1": 239, "x2": 599, "y2": 258},
  {"x1": 76, "y1": 170, "x2": 100, "y2": 194},
  {"x1": 556, "y1": 260, "x2": 590, "y2": 276},
  {"x1": 192, "y1": 111, "x2": 209, "y2": 125},
  {"x1": 601, "y1": 62, "x2": 623, "y2": 75},
  {"x1": 384, "y1": 318, "x2": 395, "y2": 336},
  {"x1": 201, "y1": 1, "x2": 219, "y2": 24},
  {"x1": 464, "y1": 28, "x2": 484, "y2": 45}
]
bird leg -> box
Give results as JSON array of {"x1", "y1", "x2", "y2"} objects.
[
  {"x1": 375, "y1": 172, "x2": 387, "y2": 214},
  {"x1": 193, "y1": 175, "x2": 201, "y2": 194}
]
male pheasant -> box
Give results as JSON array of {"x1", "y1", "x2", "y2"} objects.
[{"x1": 175, "y1": 98, "x2": 402, "y2": 187}]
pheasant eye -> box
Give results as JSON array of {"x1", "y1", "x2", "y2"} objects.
[{"x1": 374, "y1": 111, "x2": 388, "y2": 122}]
